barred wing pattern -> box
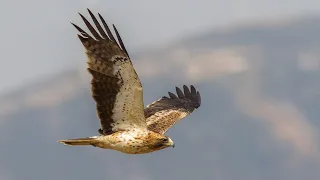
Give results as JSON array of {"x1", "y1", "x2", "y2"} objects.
[
  {"x1": 73, "y1": 9, "x2": 146, "y2": 135},
  {"x1": 145, "y1": 85, "x2": 201, "y2": 134}
]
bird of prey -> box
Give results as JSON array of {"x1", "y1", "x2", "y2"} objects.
[{"x1": 58, "y1": 9, "x2": 201, "y2": 154}]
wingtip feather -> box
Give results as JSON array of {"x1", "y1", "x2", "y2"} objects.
[
  {"x1": 168, "y1": 92, "x2": 178, "y2": 99},
  {"x1": 190, "y1": 85, "x2": 196, "y2": 95},
  {"x1": 175, "y1": 85, "x2": 201, "y2": 108},
  {"x1": 183, "y1": 85, "x2": 192, "y2": 98},
  {"x1": 175, "y1": 86, "x2": 185, "y2": 98},
  {"x1": 196, "y1": 91, "x2": 201, "y2": 108}
]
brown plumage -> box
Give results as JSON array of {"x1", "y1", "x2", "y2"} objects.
[
  {"x1": 58, "y1": 9, "x2": 201, "y2": 154},
  {"x1": 145, "y1": 85, "x2": 201, "y2": 134}
]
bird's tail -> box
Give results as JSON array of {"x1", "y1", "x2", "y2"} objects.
[{"x1": 58, "y1": 137, "x2": 99, "y2": 146}]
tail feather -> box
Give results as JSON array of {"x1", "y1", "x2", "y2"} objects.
[{"x1": 58, "y1": 137, "x2": 98, "y2": 146}]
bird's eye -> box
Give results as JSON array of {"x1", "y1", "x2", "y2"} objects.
[{"x1": 162, "y1": 138, "x2": 168, "y2": 142}]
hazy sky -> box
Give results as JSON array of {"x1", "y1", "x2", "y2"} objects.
[{"x1": 1, "y1": 0, "x2": 320, "y2": 94}]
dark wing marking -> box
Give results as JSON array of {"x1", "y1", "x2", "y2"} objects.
[
  {"x1": 73, "y1": 9, "x2": 146, "y2": 135},
  {"x1": 145, "y1": 85, "x2": 201, "y2": 134}
]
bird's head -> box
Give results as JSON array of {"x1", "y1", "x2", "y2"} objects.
[
  {"x1": 148, "y1": 132, "x2": 175, "y2": 150},
  {"x1": 158, "y1": 136, "x2": 175, "y2": 148}
]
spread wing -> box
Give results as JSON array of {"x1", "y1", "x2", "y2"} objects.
[
  {"x1": 73, "y1": 9, "x2": 146, "y2": 135},
  {"x1": 145, "y1": 85, "x2": 201, "y2": 134}
]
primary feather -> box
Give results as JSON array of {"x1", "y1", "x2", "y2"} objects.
[{"x1": 145, "y1": 85, "x2": 201, "y2": 134}]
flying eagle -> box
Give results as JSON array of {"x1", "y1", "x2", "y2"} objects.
[{"x1": 59, "y1": 9, "x2": 201, "y2": 154}]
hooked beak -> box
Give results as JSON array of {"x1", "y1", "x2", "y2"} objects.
[{"x1": 168, "y1": 138, "x2": 175, "y2": 148}]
